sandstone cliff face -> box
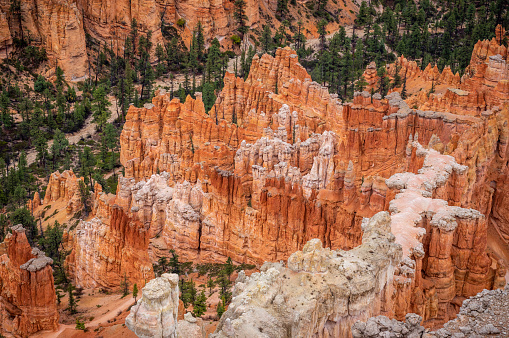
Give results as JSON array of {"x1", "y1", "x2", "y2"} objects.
[
  {"x1": 0, "y1": 225, "x2": 59, "y2": 337},
  {"x1": 1, "y1": 0, "x2": 261, "y2": 78},
  {"x1": 210, "y1": 137, "x2": 505, "y2": 336},
  {"x1": 71, "y1": 205, "x2": 154, "y2": 289},
  {"x1": 0, "y1": 0, "x2": 88, "y2": 79}
]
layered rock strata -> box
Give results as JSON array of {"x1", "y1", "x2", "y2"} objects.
[
  {"x1": 211, "y1": 139, "x2": 505, "y2": 335},
  {"x1": 126, "y1": 273, "x2": 179, "y2": 338},
  {"x1": 0, "y1": 225, "x2": 59, "y2": 337}
]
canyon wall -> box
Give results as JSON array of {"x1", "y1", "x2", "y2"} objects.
[
  {"x1": 0, "y1": 0, "x2": 88, "y2": 79},
  {"x1": 66, "y1": 28, "x2": 509, "y2": 332},
  {"x1": 0, "y1": 225, "x2": 59, "y2": 337},
  {"x1": 0, "y1": 0, "x2": 262, "y2": 79},
  {"x1": 211, "y1": 139, "x2": 505, "y2": 336}
]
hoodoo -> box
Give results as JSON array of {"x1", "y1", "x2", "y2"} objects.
[{"x1": 1, "y1": 1, "x2": 508, "y2": 337}]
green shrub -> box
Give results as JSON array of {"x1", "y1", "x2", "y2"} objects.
[
  {"x1": 230, "y1": 35, "x2": 241, "y2": 45},
  {"x1": 75, "y1": 319, "x2": 86, "y2": 330},
  {"x1": 176, "y1": 18, "x2": 186, "y2": 27}
]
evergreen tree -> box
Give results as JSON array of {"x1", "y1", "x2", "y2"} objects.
[
  {"x1": 216, "y1": 298, "x2": 225, "y2": 318},
  {"x1": 260, "y1": 25, "x2": 273, "y2": 55},
  {"x1": 195, "y1": 21, "x2": 205, "y2": 61},
  {"x1": 276, "y1": 0, "x2": 288, "y2": 20},
  {"x1": 355, "y1": 77, "x2": 368, "y2": 92},
  {"x1": 39, "y1": 221, "x2": 63, "y2": 260},
  {"x1": 206, "y1": 39, "x2": 222, "y2": 86},
  {"x1": 130, "y1": 18, "x2": 139, "y2": 57},
  {"x1": 202, "y1": 82, "x2": 216, "y2": 113},
  {"x1": 79, "y1": 180, "x2": 91, "y2": 216},
  {"x1": 316, "y1": 0, "x2": 329, "y2": 19},
  {"x1": 75, "y1": 319, "x2": 86, "y2": 330},
  {"x1": 133, "y1": 283, "x2": 139, "y2": 302},
  {"x1": 79, "y1": 146, "x2": 95, "y2": 190},
  {"x1": 377, "y1": 66, "x2": 390, "y2": 99},
  {"x1": 234, "y1": 0, "x2": 249, "y2": 36},
  {"x1": 401, "y1": 72, "x2": 408, "y2": 99},
  {"x1": 34, "y1": 130, "x2": 48, "y2": 168},
  {"x1": 207, "y1": 276, "x2": 215, "y2": 295},
  {"x1": 67, "y1": 284, "x2": 78, "y2": 314},
  {"x1": 51, "y1": 129, "x2": 69, "y2": 169},
  {"x1": 92, "y1": 85, "x2": 111, "y2": 131},
  {"x1": 225, "y1": 257, "x2": 234, "y2": 281},
  {"x1": 169, "y1": 249, "x2": 181, "y2": 275},
  {"x1": 317, "y1": 20, "x2": 328, "y2": 52},
  {"x1": 11, "y1": 208, "x2": 37, "y2": 245},
  {"x1": 120, "y1": 272, "x2": 129, "y2": 297},
  {"x1": 193, "y1": 290, "x2": 207, "y2": 317}
]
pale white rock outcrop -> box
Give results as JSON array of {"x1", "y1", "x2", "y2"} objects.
[
  {"x1": 126, "y1": 273, "x2": 180, "y2": 338},
  {"x1": 176, "y1": 312, "x2": 206, "y2": 338}
]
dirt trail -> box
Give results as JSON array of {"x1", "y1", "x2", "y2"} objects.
[
  {"x1": 34, "y1": 293, "x2": 136, "y2": 338},
  {"x1": 24, "y1": 96, "x2": 119, "y2": 167},
  {"x1": 305, "y1": 25, "x2": 364, "y2": 50}
]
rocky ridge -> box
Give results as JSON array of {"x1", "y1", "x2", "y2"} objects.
[
  {"x1": 352, "y1": 284, "x2": 509, "y2": 338},
  {"x1": 211, "y1": 212, "x2": 401, "y2": 338}
]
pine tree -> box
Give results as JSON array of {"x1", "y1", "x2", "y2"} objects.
[
  {"x1": 225, "y1": 257, "x2": 234, "y2": 281},
  {"x1": 260, "y1": 25, "x2": 273, "y2": 54},
  {"x1": 193, "y1": 290, "x2": 207, "y2": 317},
  {"x1": 130, "y1": 18, "x2": 139, "y2": 57},
  {"x1": 79, "y1": 180, "x2": 91, "y2": 216},
  {"x1": 120, "y1": 272, "x2": 129, "y2": 297},
  {"x1": 51, "y1": 129, "x2": 68, "y2": 169},
  {"x1": 234, "y1": 0, "x2": 249, "y2": 36},
  {"x1": 207, "y1": 276, "x2": 215, "y2": 295},
  {"x1": 92, "y1": 85, "x2": 111, "y2": 131},
  {"x1": 216, "y1": 299, "x2": 225, "y2": 318},
  {"x1": 206, "y1": 39, "x2": 222, "y2": 85},
  {"x1": 294, "y1": 20, "x2": 305, "y2": 52},
  {"x1": 133, "y1": 283, "x2": 139, "y2": 302},
  {"x1": 166, "y1": 250, "x2": 178, "y2": 274},
  {"x1": 67, "y1": 284, "x2": 78, "y2": 314},
  {"x1": 377, "y1": 66, "x2": 390, "y2": 99},
  {"x1": 79, "y1": 146, "x2": 95, "y2": 190},
  {"x1": 355, "y1": 77, "x2": 368, "y2": 92},
  {"x1": 195, "y1": 21, "x2": 205, "y2": 61},
  {"x1": 317, "y1": 20, "x2": 328, "y2": 52},
  {"x1": 276, "y1": 0, "x2": 288, "y2": 20},
  {"x1": 202, "y1": 82, "x2": 216, "y2": 113},
  {"x1": 75, "y1": 318, "x2": 86, "y2": 330},
  {"x1": 316, "y1": 0, "x2": 328, "y2": 19},
  {"x1": 401, "y1": 72, "x2": 408, "y2": 99}
]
